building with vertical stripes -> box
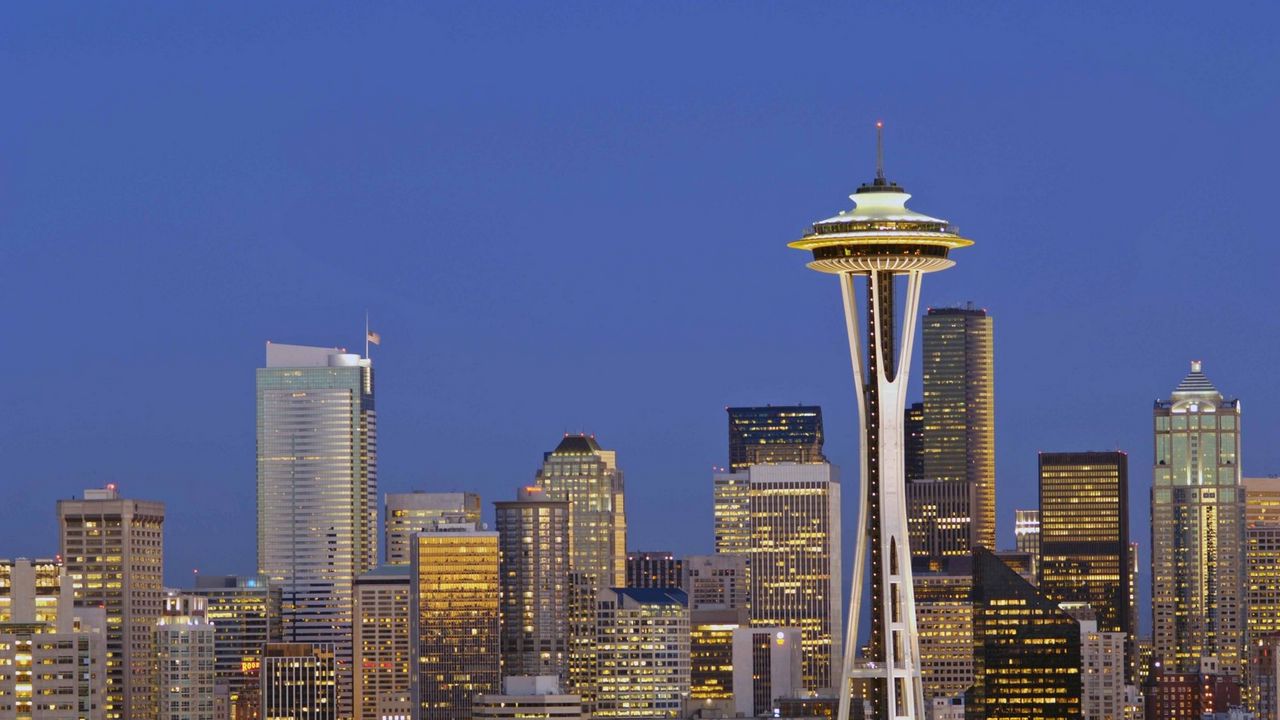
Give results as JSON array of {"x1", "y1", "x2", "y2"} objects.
[
  {"x1": 1151, "y1": 362, "x2": 1246, "y2": 677},
  {"x1": 261, "y1": 643, "x2": 336, "y2": 720},
  {"x1": 410, "y1": 526, "x2": 500, "y2": 720},
  {"x1": 746, "y1": 462, "x2": 841, "y2": 692},
  {"x1": 256, "y1": 342, "x2": 377, "y2": 716},
  {"x1": 732, "y1": 627, "x2": 803, "y2": 718}
]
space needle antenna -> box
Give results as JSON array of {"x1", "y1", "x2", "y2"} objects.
[{"x1": 875, "y1": 121, "x2": 885, "y2": 180}]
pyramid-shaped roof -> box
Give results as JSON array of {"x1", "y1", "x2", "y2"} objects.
[{"x1": 1172, "y1": 361, "x2": 1221, "y2": 398}]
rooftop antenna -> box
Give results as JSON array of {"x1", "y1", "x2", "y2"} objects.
[{"x1": 876, "y1": 121, "x2": 885, "y2": 181}]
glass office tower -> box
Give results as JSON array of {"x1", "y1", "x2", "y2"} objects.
[
  {"x1": 1038, "y1": 451, "x2": 1131, "y2": 674},
  {"x1": 1151, "y1": 362, "x2": 1247, "y2": 677},
  {"x1": 727, "y1": 405, "x2": 826, "y2": 471},
  {"x1": 969, "y1": 547, "x2": 1081, "y2": 720},
  {"x1": 256, "y1": 342, "x2": 377, "y2": 715}
]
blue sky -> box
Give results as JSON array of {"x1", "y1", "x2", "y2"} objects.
[{"x1": 3, "y1": 3, "x2": 1279, "y2": 632}]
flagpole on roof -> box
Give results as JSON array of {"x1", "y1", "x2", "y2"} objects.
[{"x1": 365, "y1": 310, "x2": 370, "y2": 359}]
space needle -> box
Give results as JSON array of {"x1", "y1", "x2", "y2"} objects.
[{"x1": 789, "y1": 124, "x2": 973, "y2": 720}]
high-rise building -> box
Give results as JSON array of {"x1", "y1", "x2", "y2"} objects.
[
  {"x1": 1014, "y1": 509, "x2": 1041, "y2": 573},
  {"x1": 155, "y1": 592, "x2": 217, "y2": 720},
  {"x1": 921, "y1": 305, "x2": 996, "y2": 554},
  {"x1": 411, "y1": 525, "x2": 500, "y2": 720},
  {"x1": 1246, "y1": 477, "x2": 1280, "y2": 643},
  {"x1": 913, "y1": 567, "x2": 973, "y2": 705},
  {"x1": 533, "y1": 434, "x2": 626, "y2": 588},
  {"x1": 968, "y1": 547, "x2": 1081, "y2": 720},
  {"x1": 472, "y1": 676, "x2": 584, "y2": 720},
  {"x1": 1151, "y1": 362, "x2": 1247, "y2": 677},
  {"x1": 261, "y1": 643, "x2": 337, "y2": 720},
  {"x1": 788, "y1": 130, "x2": 974, "y2": 720},
  {"x1": 58, "y1": 485, "x2": 165, "y2": 720},
  {"x1": 495, "y1": 488, "x2": 570, "y2": 680},
  {"x1": 384, "y1": 492, "x2": 481, "y2": 566},
  {"x1": 727, "y1": 405, "x2": 826, "y2": 471},
  {"x1": 905, "y1": 479, "x2": 977, "y2": 572},
  {"x1": 626, "y1": 551, "x2": 683, "y2": 589},
  {"x1": 713, "y1": 471, "x2": 751, "y2": 559},
  {"x1": 682, "y1": 554, "x2": 749, "y2": 615},
  {"x1": 1038, "y1": 451, "x2": 1131, "y2": 674},
  {"x1": 732, "y1": 627, "x2": 804, "y2": 718},
  {"x1": 189, "y1": 575, "x2": 281, "y2": 720},
  {"x1": 353, "y1": 566, "x2": 412, "y2": 720},
  {"x1": 0, "y1": 558, "x2": 107, "y2": 720},
  {"x1": 746, "y1": 462, "x2": 842, "y2": 692},
  {"x1": 904, "y1": 402, "x2": 925, "y2": 482},
  {"x1": 256, "y1": 342, "x2": 377, "y2": 715},
  {"x1": 593, "y1": 588, "x2": 690, "y2": 719}
]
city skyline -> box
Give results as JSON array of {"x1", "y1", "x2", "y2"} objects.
[{"x1": 6, "y1": 5, "x2": 1280, "y2": 607}]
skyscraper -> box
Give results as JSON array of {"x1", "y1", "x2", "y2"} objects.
[
  {"x1": 495, "y1": 487, "x2": 570, "y2": 680},
  {"x1": 410, "y1": 525, "x2": 500, "y2": 720},
  {"x1": 155, "y1": 592, "x2": 217, "y2": 720},
  {"x1": 384, "y1": 492, "x2": 481, "y2": 566},
  {"x1": 533, "y1": 434, "x2": 626, "y2": 588},
  {"x1": 727, "y1": 405, "x2": 826, "y2": 471},
  {"x1": 190, "y1": 576, "x2": 280, "y2": 719},
  {"x1": 593, "y1": 588, "x2": 691, "y2": 719},
  {"x1": 189, "y1": 575, "x2": 281, "y2": 720},
  {"x1": 746, "y1": 462, "x2": 842, "y2": 692},
  {"x1": 261, "y1": 643, "x2": 337, "y2": 720},
  {"x1": 1246, "y1": 477, "x2": 1280, "y2": 643},
  {"x1": 626, "y1": 551, "x2": 683, "y2": 589},
  {"x1": 921, "y1": 305, "x2": 996, "y2": 553},
  {"x1": 58, "y1": 485, "x2": 165, "y2": 720},
  {"x1": 0, "y1": 558, "x2": 107, "y2": 720},
  {"x1": 968, "y1": 547, "x2": 1081, "y2": 720},
  {"x1": 1038, "y1": 452, "x2": 1131, "y2": 668},
  {"x1": 788, "y1": 127, "x2": 973, "y2": 720},
  {"x1": 1151, "y1": 362, "x2": 1247, "y2": 677},
  {"x1": 353, "y1": 566, "x2": 412, "y2": 720},
  {"x1": 256, "y1": 342, "x2": 377, "y2": 715}
]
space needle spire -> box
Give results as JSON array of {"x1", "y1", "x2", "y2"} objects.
[{"x1": 789, "y1": 124, "x2": 973, "y2": 720}]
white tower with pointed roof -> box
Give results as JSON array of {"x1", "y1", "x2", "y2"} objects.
[
  {"x1": 1151, "y1": 361, "x2": 1247, "y2": 678},
  {"x1": 789, "y1": 125, "x2": 973, "y2": 720}
]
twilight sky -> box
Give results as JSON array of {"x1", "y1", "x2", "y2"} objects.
[{"x1": 3, "y1": 3, "x2": 1279, "y2": 627}]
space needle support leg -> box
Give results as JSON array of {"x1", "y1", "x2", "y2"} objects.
[{"x1": 837, "y1": 272, "x2": 870, "y2": 720}]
